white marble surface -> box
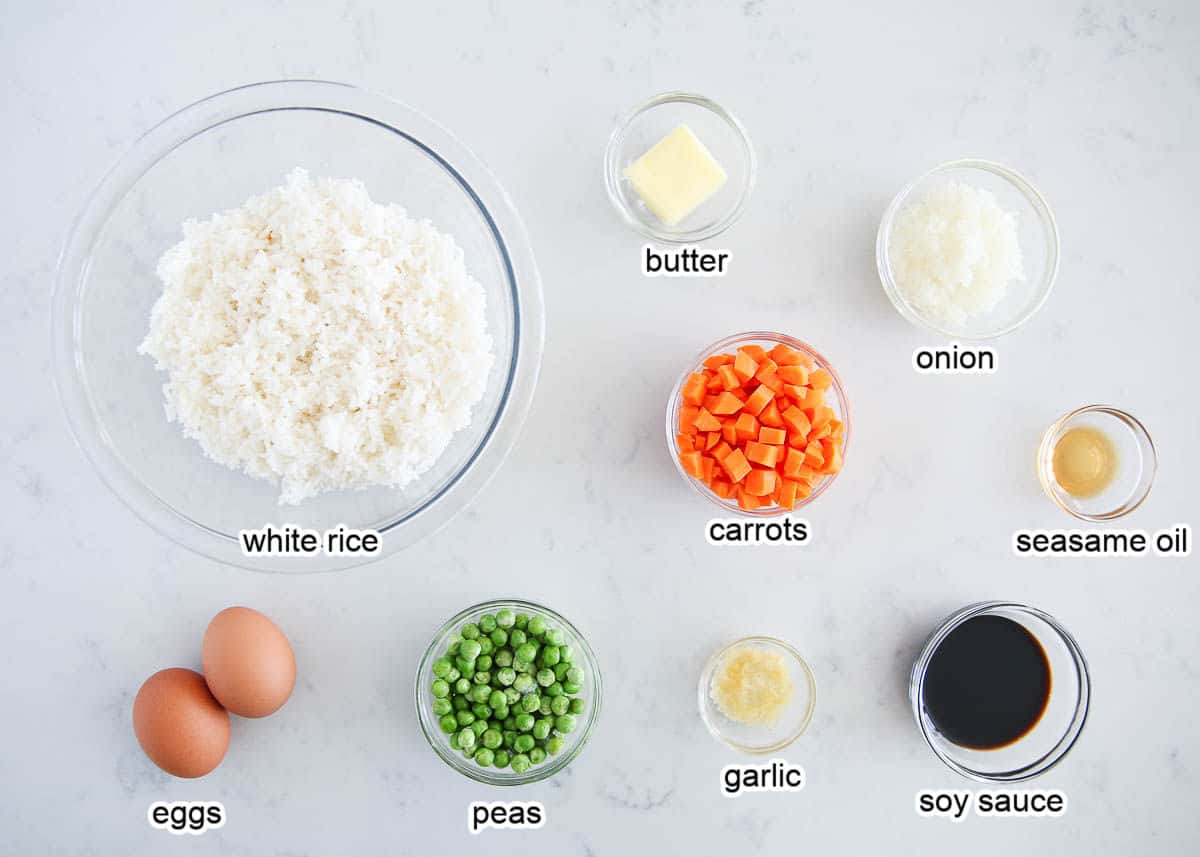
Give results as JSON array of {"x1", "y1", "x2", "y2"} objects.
[{"x1": 3, "y1": 0, "x2": 1199, "y2": 853}]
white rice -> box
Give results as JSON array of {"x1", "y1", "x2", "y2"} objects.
[{"x1": 139, "y1": 168, "x2": 493, "y2": 505}]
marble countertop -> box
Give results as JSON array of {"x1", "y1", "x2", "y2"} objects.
[{"x1": 3, "y1": 1, "x2": 1198, "y2": 853}]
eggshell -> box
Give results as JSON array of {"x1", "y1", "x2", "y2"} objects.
[
  {"x1": 202, "y1": 606, "x2": 296, "y2": 718},
  {"x1": 132, "y1": 668, "x2": 230, "y2": 778}
]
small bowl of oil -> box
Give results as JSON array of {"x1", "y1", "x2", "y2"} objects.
[{"x1": 1037, "y1": 405, "x2": 1156, "y2": 521}]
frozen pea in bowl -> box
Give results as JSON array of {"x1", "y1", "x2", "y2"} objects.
[{"x1": 415, "y1": 599, "x2": 602, "y2": 785}]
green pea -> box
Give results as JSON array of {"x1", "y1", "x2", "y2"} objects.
[
  {"x1": 565, "y1": 666, "x2": 585, "y2": 685},
  {"x1": 432, "y1": 698, "x2": 452, "y2": 716},
  {"x1": 474, "y1": 747, "x2": 495, "y2": 767},
  {"x1": 477, "y1": 637, "x2": 494, "y2": 656},
  {"x1": 431, "y1": 679, "x2": 449, "y2": 698},
  {"x1": 479, "y1": 614, "x2": 497, "y2": 634},
  {"x1": 455, "y1": 659, "x2": 474, "y2": 679},
  {"x1": 496, "y1": 608, "x2": 515, "y2": 629},
  {"x1": 461, "y1": 623, "x2": 480, "y2": 640},
  {"x1": 546, "y1": 736, "x2": 564, "y2": 755},
  {"x1": 470, "y1": 684, "x2": 491, "y2": 703},
  {"x1": 474, "y1": 718, "x2": 490, "y2": 734},
  {"x1": 528, "y1": 616, "x2": 547, "y2": 637},
  {"x1": 520, "y1": 694, "x2": 541, "y2": 713},
  {"x1": 529, "y1": 747, "x2": 546, "y2": 765},
  {"x1": 562, "y1": 681, "x2": 581, "y2": 694},
  {"x1": 488, "y1": 690, "x2": 507, "y2": 710},
  {"x1": 551, "y1": 696, "x2": 569, "y2": 716},
  {"x1": 494, "y1": 648, "x2": 513, "y2": 668},
  {"x1": 444, "y1": 666, "x2": 461, "y2": 683},
  {"x1": 503, "y1": 717, "x2": 517, "y2": 731},
  {"x1": 511, "y1": 753, "x2": 531, "y2": 774},
  {"x1": 473, "y1": 671, "x2": 491, "y2": 686},
  {"x1": 558, "y1": 644, "x2": 574, "y2": 663},
  {"x1": 489, "y1": 630, "x2": 507, "y2": 648},
  {"x1": 532, "y1": 719, "x2": 551, "y2": 740},
  {"x1": 554, "y1": 714, "x2": 577, "y2": 734},
  {"x1": 502, "y1": 731, "x2": 516, "y2": 749},
  {"x1": 540, "y1": 699, "x2": 554, "y2": 716},
  {"x1": 515, "y1": 712, "x2": 535, "y2": 732},
  {"x1": 482, "y1": 728, "x2": 502, "y2": 749},
  {"x1": 497, "y1": 668, "x2": 516, "y2": 686},
  {"x1": 569, "y1": 698, "x2": 585, "y2": 715},
  {"x1": 454, "y1": 678, "x2": 471, "y2": 695},
  {"x1": 514, "y1": 734, "x2": 535, "y2": 754},
  {"x1": 458, "y1": 727, "x2": 476, "y2": 748},
  {"x1": 462, "y1": 744, "x2": 477, "y2": 759},
  {"x1": 536, "y1": 669, "x2": 555, "y2": 687},
  {"x1": 513, "y1": 613, "x2": 529, "y2": 630},
  {"x1": 508, "y1": 629, "x2": 527, "y2": 648},
  {"x1": 493, "y1": 702, "x2": 510, "y2": 720},
  {"x1": 449, "y1": 732, "x2": 461, "y2": 750},
  {"x1": 433, "y1": 658, "x2": 452, "y2": 678},
  {"x1": 445, "y1": 632, "x2": 462, "y2": 651},
  {"x1": 504, "y1": 687, "x2": 520, "y2": 705},
  {"x1": 541, "y1": 646, "x2": 561, "y2": 667},
  {"x1": 513, "y1": 674, "x2": 535, "y2": 693},
  {"x1": 545, "y1": 682, "x2": 563, "y2": 698},
  {"x1": 458, "y1": 639, "x2": 481, "y2": 662},
  {"x1": 452, "y1": 696, "x2": 468, "y2": 711},
  {"x1": 456, "y1": 710, "x2": 475, "y2": 727},
  {"x1": 547, "y1": 629, "x2": 566, "y2": 646},
  {"x1": 439, "y1": 715, "x2": 458, "y2": 734},
  {"x1": 493, "y1": 750, "x2": 511, "y2": 768},
  {"x1": 475, "y1": 704, "x2": 493, "y2": 721},
  {"x1": 515, "y1": 643, "x2": 537, "y2": 663},
  {"x1": 513, "y1": 660, "x2": 533, "y2": 675},
  {"x1": 476, "y1": 654, "x2": 493, "y2": 672},
  {"x1": 554, "y1": 662, "x2": 570, "y2": 680}
]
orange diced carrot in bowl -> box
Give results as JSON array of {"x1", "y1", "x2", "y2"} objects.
[
  {"x1": 721, "y1": 449, "x2": 752, "y2": 483},
  {"x1": 745, "y1": 468, "x2": 777, "y2": 497},
  {"x1": 743, "y1": 384, "x2": 774, "y2": 416},
  {"x1": 679, "y1": 449, "x2": 704, "y2": 478},
  {"x1": 710, "y1": 392, "x2": 743, "y2": 415},
  {"x1": 739, "y1": 344, "x2": 768, "y2": 363},
  {"x1": 782, "y1": 406, "x2": 811, "y2": 435},
  {"x1": 745, "y1": 442, "x2": 779, "y2": 468},
  {"x1": 704, "y1": 354, "x2": 734, "y2": 369},
  {"x1": 693, "y1": 408, "x2": 721, "y2": 432},
  {"x1": 809, "y1": 368, "x2": 833, "y2": 390},
  {"x1": 777, "y1": 365, "x2": 810, "y2": 386},
  {"x1": 734, "y1": 412, "x2": 759, "y2": 442},
  {"x1": 733, "y1": 350, "x2": 759, "y2": 383},
  {"x1": 758, "y1": 426, "x2": 786, "y2": 445}
]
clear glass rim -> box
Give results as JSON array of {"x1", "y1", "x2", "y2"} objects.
[
  {"x1": 698, "y1": 635, "x2": 817, "y2": 754},
  {"x1": 875, "y1": 158, "x2": 1061, "y2": 341},
  {"x1": 414, "y1": 598, "x2": 603, "y2": 786},
  {"x1": 908, "y1": 601, "x2": 1091, "y2": 782},
  {"x1": 1037, "y1": 404, "x2": 1157, "y2": 522},
  {"x1": 603, "y1": 90, "x2": 756, "y2": 244},
  {"x1": 664, "y1": 331, "x2": 851, "y2": 516},
  {"x1": 51, "y1": 79, "x2": 545, "y2": 573}
]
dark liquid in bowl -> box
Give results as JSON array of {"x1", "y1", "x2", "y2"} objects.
[{"x1": 923, "y1": 615, "x2": 1052, "y2": 750}]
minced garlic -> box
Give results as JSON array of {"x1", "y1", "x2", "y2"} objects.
[{"x1": 711, "y1": 644, "x2": 794, "y2": 725}]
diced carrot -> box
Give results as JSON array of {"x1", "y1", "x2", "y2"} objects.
[
  {"x1": 704, "y1": 354, "x2": 734, "y2": 369},
  {"x1": 821, "y1": 441, "x2": 843, "y2": 474},
  {"x1": 782, "y1": 384, "x2": 809, "y2": 402},
  {"x1": 679, "y1": 449, "x2": 704, "y2": 478},
  {"x1": 811, "y1": 406, "x2": 834, "y2": 433},
  {"x1": 676, "y1": 432, "x2": 694, "y2": 451},
  {"x1": 734, "y1": 412, "x2": 759, "y2": 442},
  {"x1": 787, "y1": 431, "x2": 808, "y2": 450},
  {"x1": 809, "y1": 422, "x2": 832, "y2": 442},
  {"x1": 782, "y1": 406, "x2": 812, "y2": 435},
  {"x1": 830, "y1": 419, "x2": 845, "y2": 439},
  {"x1": 718, "y1": 364, "x2": 740, "y2": 391},
  {"x1": 745, "y1": 468, "x2": 777, "y2": 497},
  {"x1": 711, "y1": 479, "x2": 735, "y2": 499},
  {"x1": 704, "y1": 432, "x2": 721, "y2": 451},
  {"x1": 733, "y1": 350, "x2": 759, "y2": 383},
  {"x1": 729, "y1": 387, "x2": 748, "y2": 401},
  {"x1": 804, "y1": 440, "x2": 825, "y2": 468},
  {"x1": 710, "y1": 392, "x2": 743, "y2": 415},
  {"x1": 795, "y1": 480, "x2": 813, "y2": 499},
  {"x1": 712, "y1": 441, "x2": 733, "y2": 462},
  {"x1": 776, "y1": 365, "x2": 810, "y2": 386},
  {"x1": 700, "y1": 455, "x2": 716, "y2": 485},
  {"x1": 759, "y1": 399, "x2": 784, "y2": 428},
  {"x1": 706, "y1": 373, "x2": 725, "y2": 391},
  {"x1": 770, "y1": 343, "x2": 814, "y2": 369},
  {"x1": 722, "y1": 420, "x2": 738, "y2": 445},
  {"x1": 778, "y1": 479, "x2": 798, "y2": 510},
  {"x1": 721, "y1": 449, "x2": 752, "y2": 483},
  {"x1": 753, "y1": 358, "x2": 779, "y2": 383},
  {"x1": 745, "y1": 442, "x2": 779, "y2": 468},
  {"x1": 693, "y1": 408, "x2": 721, "y2": 432},
  {"x1": 757, "y1": 371, "x2": 785, "y2": 395},
  {"x1": 739, "y1": 344, "x2": 768, "y2": 362},
  {"x1": 737, "y1": 487, "x2": 767, "y2": 511},
  {"x1": 783, "y1": 447, "x2": 806, "y2": 478},
  {"x1": 809, "y1": 368, "x2": 833, "y2": 390},
  {"x1": 682, "y1": 373, "x2": 707, "y2": 406},
  {"x1": 795, "y1": 466, "x2": 821, "y2": 485},
  {"x1": 680, "y1": 405, "x2": 700, "y2": 435},
  {"x1": 758, "y1": 426, "x2": 787, "y2": 445},
  {"x1": 743, "y1": 384, "x2": 774, "y2": 416},
  {"x1": 798, "y1": 388, "x2": 824, "y2": 411}
]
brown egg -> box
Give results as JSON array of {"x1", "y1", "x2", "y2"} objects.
[
  {"x1": 133, "y1": 668, "x2": 230, "y2": 778},
  {"x1": 202, "y1": 606, "x2": 296, "y2": 718}
]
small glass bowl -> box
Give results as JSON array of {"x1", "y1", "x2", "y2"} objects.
[
  {"x1": 605, "y1": 91, "x2": 755, "y2": 243},
  {"x1": 698, "y1": 637, "x2": 817, "y2": 753},
  {"x1": 876, "y1": 159, "x2": 1060, "y2": 339},
  {"x1": 1037, "y1": 405, "x2": 1156, "y2": 521},
  {"x1": 665, "y1": 332, "x2": 850, "y2": 516},
  {"x1": 909, "y1": 602, "x2": 1090, "y2": 782},
  {"x1": 415, "y1": 599, "x2": 602, "y2": 786}
]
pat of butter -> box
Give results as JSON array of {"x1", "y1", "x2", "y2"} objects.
[{"x1": 624, "y1": 124, "x2": 727, "y2": 227}]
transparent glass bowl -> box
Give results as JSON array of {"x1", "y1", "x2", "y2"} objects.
[
  {"x1": 698, "y1": 636, "x2": 816, "y2": 753},
  {"x1": 415, "y1": 599, "x2": 602, "y2": 786},
  {"x1": 1038, "y1": 405, "x2": 1156, "y2": 521},
  {"x1": 876, "y1": 159, "x2": 1059, "y2": 339},
  {"x1": 605, "y1": 91, "x2": 755, "y2": 243},
  {"x1": 665, "y1": 332, "x2": 850, "y2": 516},
  {"x1": 909, "y1": 602, "x2": 1090, "y2": 782},
  {"x1": 52, "y1": 80, "x2": 544, "y2": 572}
]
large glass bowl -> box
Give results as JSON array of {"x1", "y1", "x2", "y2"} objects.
[
  {"x1": 415, "y1": 599, "x2": 602, "y2": 786},
  {"x1": 52, "y1": 81, "x2": 544, "y2": 572}
]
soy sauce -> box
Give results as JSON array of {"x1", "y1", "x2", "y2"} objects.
[{"x1": 922, "y1": 615, "x2": 1051, "y2": 750}]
